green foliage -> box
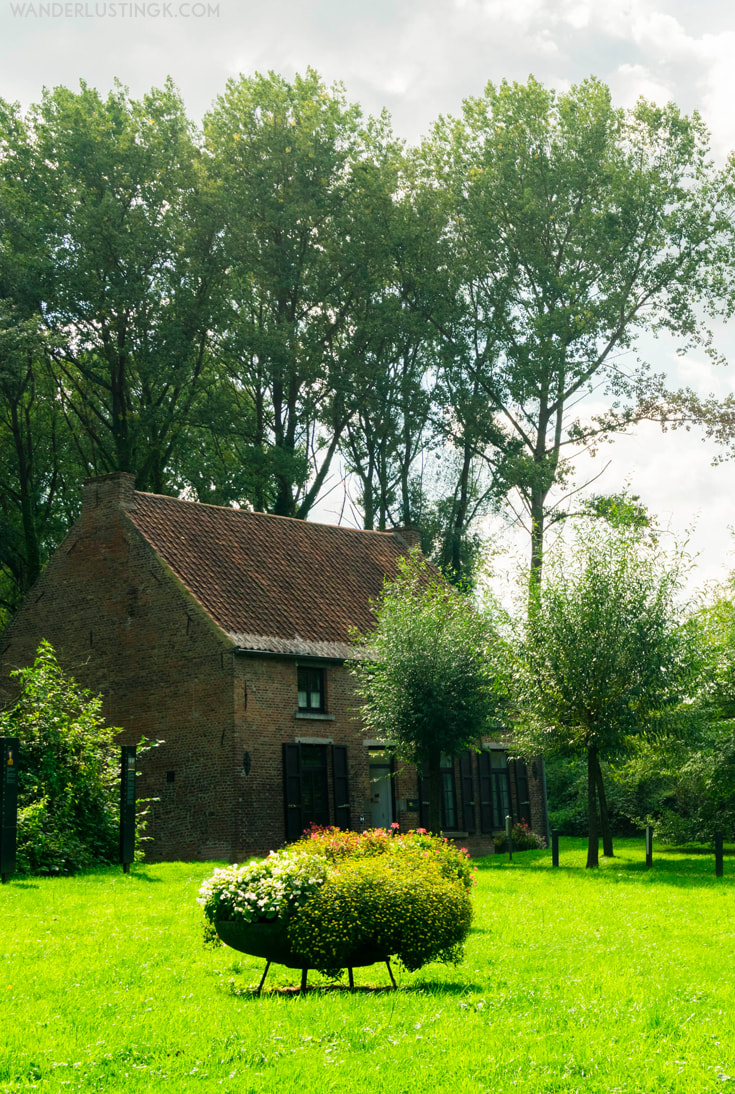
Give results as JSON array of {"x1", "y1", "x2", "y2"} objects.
[
  {"x1": 350, "y1": 553, "x2": 508, "y2": 831},
  {"x1": 493, "y1": 819, "x2": 546, "y2": 852},
  {"x1": 203, "y1": 68, "x2": 373, "y2": 518},
  {"x1": 518, "y1": 523, "x2": 693, "y2": 755},
  {"x1": 581, "y1": 491, "x2": 653, "y2": 533},
  {"x1": 544, "y1": 753, "x2": 639, "y2": 837},
  {"x1": 420, "y1": 75, "x2": 732, "y2": 576},
  {"x1": 0, "y1": 640, "x2": 119, "y2": 873},
  {"x1": 350, "y1": 553, "x2": 506, "y2": 759},
  {"x1": 514, "y1": 520, "x2": 697, "y2": 864},
  {"x1": 612, "y1": 578, "x2": 735, "y2": 842}
]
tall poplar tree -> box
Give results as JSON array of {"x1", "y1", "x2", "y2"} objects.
[
  {"x1": 34, "y1": 79, "x2": 219, "y2": 493},
  {"x1": 420, "y1": 76, "x2": 733, "y2": 579},
  {"x1": 205, "y1": 69, "x2": 375, "y2": 517}
]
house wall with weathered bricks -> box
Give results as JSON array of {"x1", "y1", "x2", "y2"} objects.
[
  {"x1": 0, "y1": 472, "x2": 239, "y2": 861},
  {"x1": 230, "y1": 654, "x2": 370, "y2": 855}
]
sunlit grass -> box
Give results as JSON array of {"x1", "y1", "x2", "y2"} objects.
[{"x1": 2, "y1": 838, "x2": 734, "y2": 1092}]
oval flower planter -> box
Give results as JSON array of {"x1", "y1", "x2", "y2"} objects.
[
  {"x1": 215, "y1": 918, "x2": 389, "y2": 968},
  {"x1": 214, "y1": 918, "x2": 395, "y2": 992},
  {"x1": 214, "y1": 918, "x2": 306, "y2": 968}
]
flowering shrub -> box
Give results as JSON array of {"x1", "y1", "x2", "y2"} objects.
[
  {"x1": 198, "y1": 827, "x2": 474, "y2": 976},
  {"x1": 198, "y1": 851, "x2": 329, "y2": 926},
  {"x1": 286, "y1": 853, "x2": 472, "y2": 975},
  {"x1": 291, "y1": 824, "x2": 476, "y2": 891},
  {"x1": 494, "y1": 819, "x2": 546, "y2": 852}
]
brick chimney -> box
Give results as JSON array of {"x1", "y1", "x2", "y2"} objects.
[
  {"x1": 82, "y1": 472, "x2": 137, "y2": 512},
  {"x1": 392, "y1": 524, "x2": 422, "y2": 550}
]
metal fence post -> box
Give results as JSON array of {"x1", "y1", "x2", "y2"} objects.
[
  {"x1": 715, "y1": 830, "x2": 724, "y2": 878},
  {"x1": 551, "y1": 828, "x2": 559, "y2": 868},
  {"x1": 0, "y1": 738, "x2": 19, "y2": 884},
  {"x1": 645, "y1": 825, "x2": 653, "y2": 869},
  {"x1": 120, "y1": 746, "x2": 137, "y2": 873},
  {"x1": 505, "y1": 814, "x2": 513, "y2": 863}
]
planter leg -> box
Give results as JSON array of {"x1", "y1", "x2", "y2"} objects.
[
  {"x1": 348, "y1": 967, "x2": 354, "y2": 991},
  {"x1": 385, "y1": 960, "x2": 397, "y2": 990},
  {"x1": 256, "y1": 961, "x2": 271, "y2": 997},
  {"x1": 300, "y1": 967, "x2": 308, "y2": 993}
]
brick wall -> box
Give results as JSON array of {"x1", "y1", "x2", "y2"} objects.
[{"x1": 0, "y1": 472, "x2": 237, "y2": 861}]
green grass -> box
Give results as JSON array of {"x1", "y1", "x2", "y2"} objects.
[{"x1": 2, "y1": 839, "x2": 735, "y2": 1093}]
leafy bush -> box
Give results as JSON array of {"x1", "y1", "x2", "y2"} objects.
[
  {"x1": 494, "y1": 819, "x2": 546, "y2": 852},
  {"x1": 199, "y1": 827, "x2": 474, "y2": 976},
  {"x1": 545, "y1": 754, "x2": 643, "y2": 838},
  {"x1": 0, "y1": 641, "x2": 119, "y2": 874}
]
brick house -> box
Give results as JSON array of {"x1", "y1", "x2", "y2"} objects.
[{"x1": 0, "y1": 472, "x2": 547, "y2": 861}]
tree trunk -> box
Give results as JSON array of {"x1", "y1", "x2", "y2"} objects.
[
  {"x1": 529, "y1": 483, "x2": 545, "y2": 586},
  {"x1": 427, "y1": 747, "x2": 442, "y2": 835},
  {"x1": 594, "y1": 754, "x2": 614, "y2": 858},
  {"x1": 10, "y1": 395, "x2": 41, "y2": 591},
  {"x1": 448, "y1": 437, "x2": 473, "y2": 586},
  {"x1": 586, "y1": 746, "x2": 600, "y2": 869}
]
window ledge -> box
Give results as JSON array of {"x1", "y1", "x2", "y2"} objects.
[{"x1": 294, "y1": 712, "x2": 335, "y2": 721}]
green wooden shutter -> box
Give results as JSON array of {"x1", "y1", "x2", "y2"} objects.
[
  {"x1": 460, "y1": 750, "x2": 476, "y2": 834},
  {"x1": 418, "y1": 762, "x2": 430, "y2": 829},
  {"x1": 332, "y1": 745, "x2": 350, "y2": 830},
  {"x1": 478, "y1": 751, "x2": 493, "y2": 833},
  {"x1": 513, "y1": 758, "x2": 531, "y2": 826},
  {"x1": 283, "y1": 743, "x2": 303, "y2": 842}
]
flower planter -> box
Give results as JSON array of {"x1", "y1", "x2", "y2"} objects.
[
  {"x1": 214, "y1": 918, "x2": 389, "y2": 969},
  {"x1": 201, "y1": 829, "x2": 475, "y2": 993},
  {"x1": 214, "y1": 918, "x2": 395, "y2": 993},
  {"x1": 214, "y1": 919, "x2": 305, "y2": 968}
]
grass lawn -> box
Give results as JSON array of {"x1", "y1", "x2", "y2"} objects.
[{"x1": 2, "y1": 838, "x2": 734, "y2": 1093}]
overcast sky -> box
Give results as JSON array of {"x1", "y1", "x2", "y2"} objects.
[{"x1": 3, "y1": 0, "x2": 735, "y2": 593}]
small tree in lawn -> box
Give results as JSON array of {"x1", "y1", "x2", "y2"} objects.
[
  {"x1": 0, "y1": 640, "x2": 119, "y2": 873},
  {"x1": 350, "y1": 553, "x2": 508, "y2": 833},
  {"x1": 513, "y1": 521, "x2": 696, "y2": 868}
]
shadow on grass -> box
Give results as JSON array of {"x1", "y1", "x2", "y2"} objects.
[
  {"x1": 226, "y1": 978, "x2": 485, "y2": 999},
  {"x1": 120, "y1": 868, "x2": 164, "y2": 883},
  {"x1": 473, "y1": 844, "x2": 732, "y2": 887}
]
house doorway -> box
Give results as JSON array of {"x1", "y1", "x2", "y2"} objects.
[{"x1": 369, "y1": 749, "x2": 394, "y2": 828}]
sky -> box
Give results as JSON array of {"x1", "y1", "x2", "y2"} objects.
[{"x1": 2, "y1": 0, "x2": 735, "y2": 594}]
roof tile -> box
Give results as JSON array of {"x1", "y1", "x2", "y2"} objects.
[{"x1": 127, "y1": 492, "x2": 410, "y2": 658}]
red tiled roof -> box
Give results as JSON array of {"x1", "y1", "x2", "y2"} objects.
[{"x1": 127, "y1": 492, "x2": 412, "y2": 658}]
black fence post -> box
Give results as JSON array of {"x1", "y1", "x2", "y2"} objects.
[
  {"x1": 0, "y1": 738, "x2": 19, "y2": 884},
  {"x1": 120, "y1": 746, "x2": 137, "y2": 873},
  {"x1": 505, "y1": 814, "x2": 513, "y2": 863},
  {"x1": 715, "y1": 830, "x2": 724, "y2": 878},
  {"x1": 551, "y1": 829, "x2": 559, "y2": 868},
  {"x1": 645, "y1": 825, "x2": 653, "y2": 869}
]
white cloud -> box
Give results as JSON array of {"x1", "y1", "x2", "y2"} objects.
[{"x1": 610, "y1": 62, "x2": 675, "y2": 109}]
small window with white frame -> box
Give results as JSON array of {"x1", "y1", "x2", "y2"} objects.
[{"x1": 297, "y1": 666, "x2": 325, "y2": 713}]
